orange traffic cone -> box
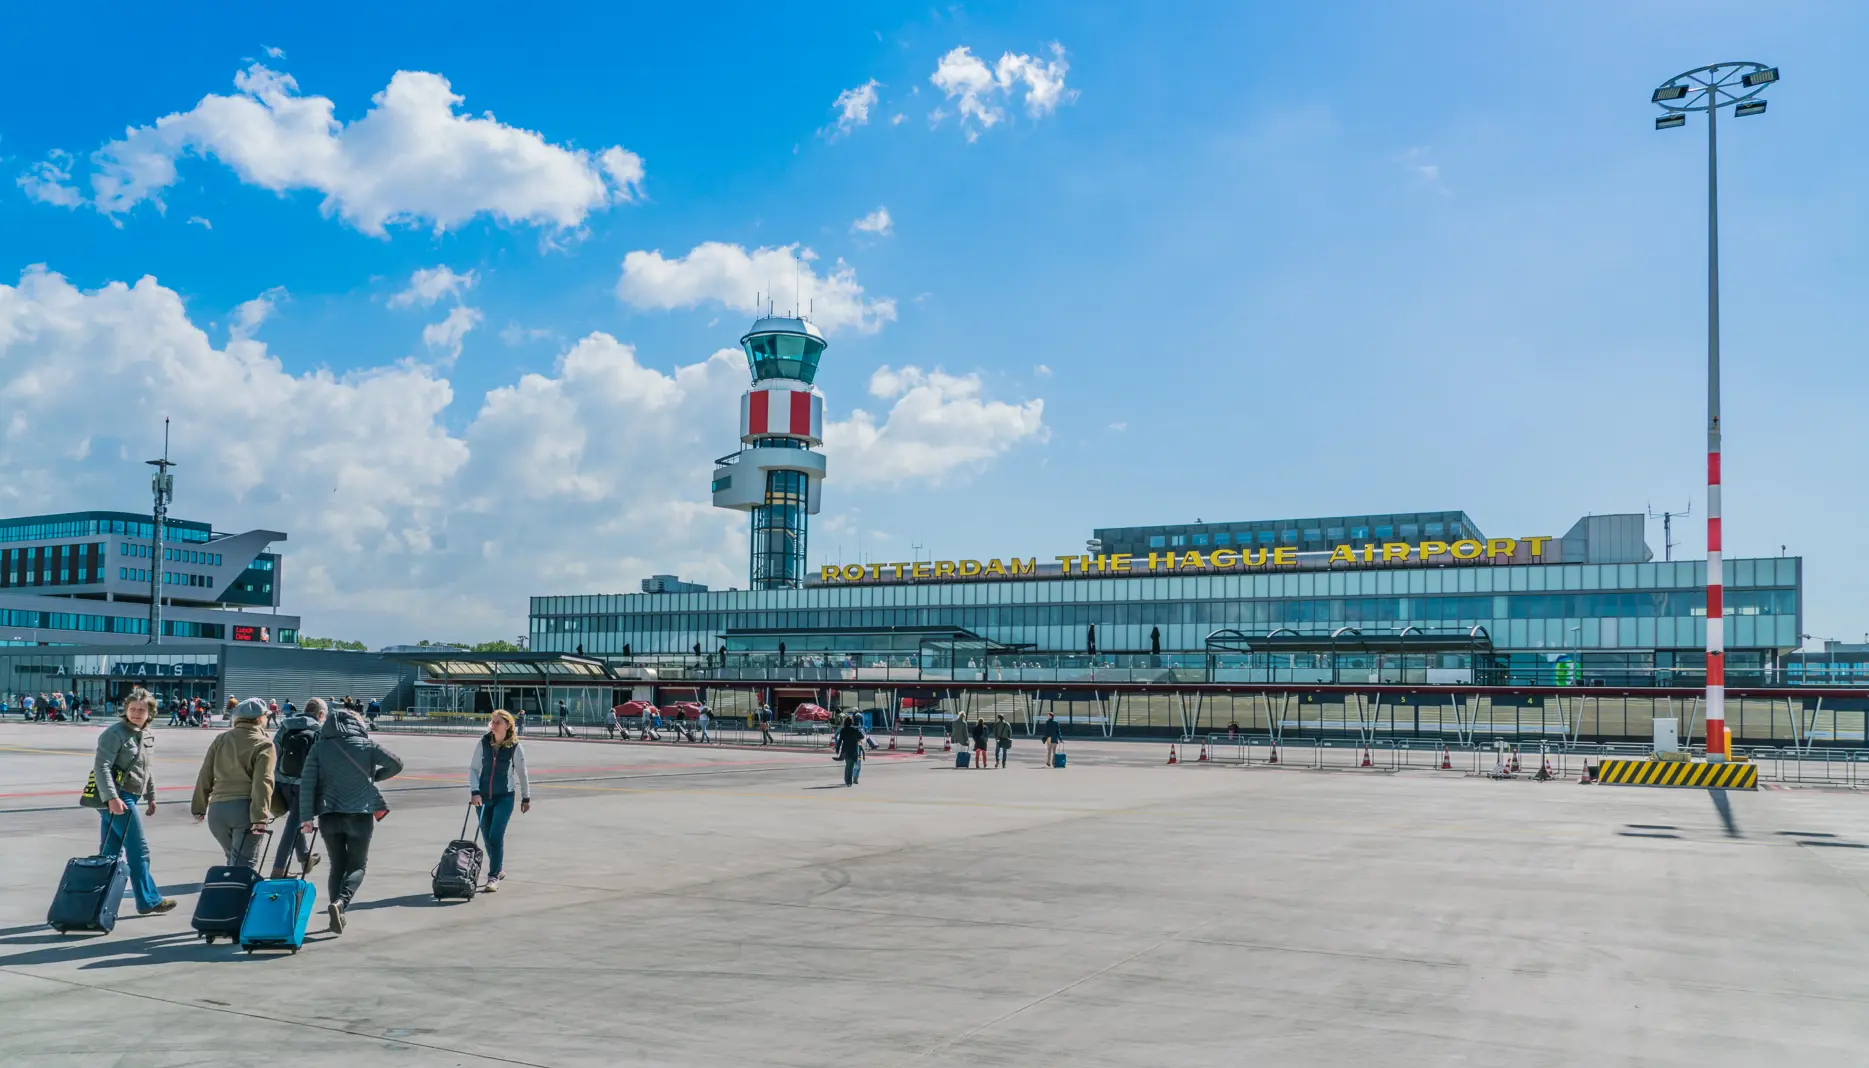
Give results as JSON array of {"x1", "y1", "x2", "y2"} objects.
[
  {"x1": 1360, "y1": 747, "x2": 1373, "y2": 768},
  {"x1": 916, "y1": 735, "x2": 925, "y2": 755},
  {"x1": 1167, "y1": 745, "x2": 1179, "y2": 765},
  {"x1": 942, "y1": 737, "x2": 952, "y2": 752},
  {"x1": 1268, "y1": 744, "x2": 1279, "y2": 764},
  {"x1": 1439, "y1": 746, "x2": 1452, "y2": 770},
  {"x1": 887, "y1": 734, "x2": 897, "y2": 751},
  {"x1": 1509, "y1": 750, "x2": 1521, "y2": 774},
  {"x1": 1197, "y1": 743, "x2": 1210, "y2": 762}
]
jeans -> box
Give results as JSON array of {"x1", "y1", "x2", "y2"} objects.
[
  {"x1": 318, "y1": 813, "x2": 376, "y2": 908},
  {"x1": 270, "y1": 783, "x2": 311, "y2": 874},
  {"x1": 843, "y1": 756, "x2": 861, "y2": 785},
  {"x1": 557, "y1": 719, "x2": 572, "y2": 737},
  {"x1": 996, "y1": 742, "x2": 1010, "y2": 767},
  {"x1": 478, "y1": 794, "x2": 515, "y2": 877},
  {"x1": 98, "y1": 793, "x2": 164, "y2": 912},
  {"x1": 206, "y1": 799, "x2": 266, "y2": 868}
]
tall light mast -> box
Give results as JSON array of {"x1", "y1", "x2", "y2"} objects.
[
  {"x1": 710, "y1": 315, "x2": 827, "y2": 589},
  {"x1": 145, "y1": 418, "x2": 176, "y2": 645}
]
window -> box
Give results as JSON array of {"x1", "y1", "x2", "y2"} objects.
[
  {"x1": 1148, "y1": 535, "x2": 1165, "y2": 548},
  {"x1": 1375, "y1": 526, "x2": 1393, "y2": 538},
  {"x1": 1281, "y1": 530, "x2": 1297, "y2": 543},
  {"x1": 120, "y1": 567, "x2": 128, "y2": 580},
  {"x1": 1192, "y1": 534, "x2": 1209, "y2": 546},
  {"x1": 1303, "y1": 529, "x2": 1322, "y2": 542},
  {"x1": 1352, "y1": 526, "x2": 1369, "y2": 540},
  {"x1": 1214, "y1": 533, "x2": 1230, "y2": 545},
  {"x1": 1425, "y1": 522, "x2": 1444, "y2": 536},
  {"x1": 1327, "y1": 527, "x2": 1345, "y2": 540},
  {"x1": 1259, "y1": 531, "x2": 1277, "y2": 545},
  {"x1": 1170, "y1": 535, "x2": 1186, "y2": 547}
]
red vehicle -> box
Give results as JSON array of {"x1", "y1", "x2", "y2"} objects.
[{"x1": 791, "y1": 703, "x2": 832, "y2": 722}]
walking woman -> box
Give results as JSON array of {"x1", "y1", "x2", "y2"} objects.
[
  {"x1": 836, "y1": 714, "x2": 865, "y2": 786},
  {"x1": 970, "y1": 717, "x2": 989, "y2": 770},
  {"x1": 298, "y1": 704, "x2": 404, "y2": 934},
  {"x1": 85, "y1": 687, "x2": 177, "y2": 915},
  {"x1": 468, "y1": 709, "x2": 532, "y2": 892},
  {"x1": 189, "y1": 697, "x2": 280, "y2": 868}
]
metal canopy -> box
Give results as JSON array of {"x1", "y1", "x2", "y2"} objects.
[
  {"x1": 385, "y1": 652, "x2": 613, "y2": 684},
  {"x1": 1204, "y1": 626, "x2": 1494, "y2": 655}
]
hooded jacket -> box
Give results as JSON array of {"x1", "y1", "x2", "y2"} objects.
[
  {"x1": 191, "y1": 718, "x2": 279, "y2": 824},
  {"x1": 90, "y1": 716, "x2": 155, "y2": 806},
  {"x1": 271, "y1": 713, "x2": 322, "y2": 785},
  {"x1": 298, "y1": 710, "x2": 405, "y2": 817}
]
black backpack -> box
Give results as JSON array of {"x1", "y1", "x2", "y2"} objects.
[{"x1": 277, "y1": 727, "x2": 318, "y2": 778}]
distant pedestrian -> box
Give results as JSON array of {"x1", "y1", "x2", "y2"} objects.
[
  {"x1": 1041, "y1": 713, "x2": 1063, "y2": 768},
  {"x1": 556, "y1": 699, "x2": 572, "y2": 738},
  {"x1": 993, "y1": 714, "x2": 1013, "y2": 768},
  {"x1": 166, "y1": 699, "x2": 185, "y2": 727},
  {"x1": 266, "y1": 700, "x2": 281, "y2": 728},
  {"x1": 698, "y1": 706, "x2": 712, "y2": 743},
  {"x1": 970, "y1": 718, "x2": 988, "y2": 769},
  {"x1": 189, "y1": 698, "x2": 280, "y2": 869},
  {"x1": 1227, "y1": 720, "x2": 1239, "y2": 741},
  {"x1": 949, "y1": 714, "x2": 969, "y2": 752},
  {"x1": 758, "y1": 704, "x2": 775, "y2": 745},
  {"x1": 468, "y1": 709, "x2": 532, "y2": 892},
  {"x1": 836, "y1": 714, "x2": 865, "y2": 786},
  {"x1": 268, "y1": 698, "x2": 326, "y2": 880},
  {"x1": 604, "y1": 706, "x2": 620, "y2": 739},
  {"x1": 298, "y1": 706, "x2": 404, "y2": 935},
  {"x1": 85, "y1": 687, "x2": 176, "y2": 916},
  {"x1": 366, "y1": 698, "x2": 382, "y2": 730}
]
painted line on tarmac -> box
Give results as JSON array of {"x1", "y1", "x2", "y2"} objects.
[{"x1": 0, "y1": 967, "x2": 554, "y2": 1067}]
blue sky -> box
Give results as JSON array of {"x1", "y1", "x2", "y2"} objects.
[{"x1": 1, "y1": 2, "x2": 1864, "y2": 646}]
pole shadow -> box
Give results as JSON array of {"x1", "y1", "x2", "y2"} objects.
[{"x1": 1708, "y1": 789, "x2": 1741, "y2": 838}]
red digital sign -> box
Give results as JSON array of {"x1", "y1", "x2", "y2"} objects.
[{"x1": 232, "y1": 626, "x2": 270, "y2": 643}]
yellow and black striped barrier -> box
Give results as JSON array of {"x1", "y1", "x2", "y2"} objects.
[{"x1": 1595, "y1": 758, "x2": 1757, "y2": 789}]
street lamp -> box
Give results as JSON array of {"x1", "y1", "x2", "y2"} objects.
[{"x1": 1652, "y1": 62, "x2": 1778, "y2": 761}]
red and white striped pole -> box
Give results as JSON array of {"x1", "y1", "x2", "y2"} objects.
[{"x1": 1703, "y1": 91, "x2": 1727, "y2": 761}]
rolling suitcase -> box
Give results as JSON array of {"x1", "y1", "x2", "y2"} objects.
[
  {"x1": 192, "y1": 829, "x2": 270, "y2": 943},
  {"x1": 240, "y1": 827, "x2": 318, "y2": 953},
  {"x1": 955, "y1": 750, "x2": 971, "y2": 768},
  {"x1": 47, "y1": 824, "x2": 130, "y2": 934},
  {"x1": 1054, "y1": 752, "x2": 1067, "y2": 768},
  {"x1": 431, "y1": 805, "x2": 485, "y2": 901}
]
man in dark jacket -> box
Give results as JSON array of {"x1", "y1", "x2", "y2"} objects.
[
  {"x1": 993, "y1": 714, "x2": 1014, "y2": 768},
  {"x1": 297, "y1": 708, "x2": 403, "y2": 934},
  {"x1": 835, "y1": 715, "x2": 866, "y2": 786},
  {"x1": 268, "y1": 698, "x2": 326, "y2": 879},
  {"x1": 1041, "y1": 713, "x2": 1064, "y2": 768}
]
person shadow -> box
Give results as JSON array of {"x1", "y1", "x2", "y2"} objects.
[{"x1": 343, "y1": 893, "x2": 453, "y2": 912}]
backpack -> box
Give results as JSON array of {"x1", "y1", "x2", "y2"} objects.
[{"x1": 277, "y1": 727, "x2": 318, "y2": 778}]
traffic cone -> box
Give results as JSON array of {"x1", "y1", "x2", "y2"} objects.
[
  {"x1": 887, "y1": 734, "x2": 897, "y2": 751},
  {"x1": 1440, "y1": 746, "x2": 1452, "y2": 770},
  {"x1": 1268, "y1": 744, "x2": 1279, "y2": 764},
  {"x1": 1167, "y1": 745, "x2": 1179, "y2": 765},
  {"x1": 1509, "y1": 750, "x2": 1521, "y2": 774},
  {"x1": 1360, "y1": 747, "x2": 1372, "y2": 768},
  {"x1": 942, "y1": 737, "x2": 952, "y2": 752},
  {"x1": 916, "y1": 735, "x2": 925, "y2": 755},
  {"x1": 1197, "y1": 743, "x2": 1210, "y2": 763}
]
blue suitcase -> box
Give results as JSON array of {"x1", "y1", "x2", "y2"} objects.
[
  {"x1": 1054, "y1": 752, "x2": 1067, "y2": 768},
  {"x1": 955, "y1": 750, "x2": 970, "y2": 768},
  {"x1": 240, "y1": 877, "x2": 316, "y2": 952}
]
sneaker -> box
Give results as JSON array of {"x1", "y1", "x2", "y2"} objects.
[
  {"x1": 138, "y1": 898, "x2": 177, "y2": 915},
  {"x1": 327, "y1": 902, "x2": 345, "y2": 934},
  {"x1": 484, "y1": 875, "x2": 501, "y2": 893},
  {"x1": 305, "y1": 853, "x2": 321, "y2": 877}
]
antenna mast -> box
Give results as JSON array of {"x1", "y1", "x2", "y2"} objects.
[
  {"x1": 144, "y1": 419, "x2": 178, "y2": 645},
  {"x1": 1648, "y1": 501, "x2": 1691, "y2": 562}
]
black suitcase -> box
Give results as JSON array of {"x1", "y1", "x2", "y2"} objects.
[
  {"x1": 47, "y1": 824, "x2": 130, "y2": 934},
  {"x1": 191, "y1": 829, "x2": 270, "y2": 943},
  {"x1": 431, "y1": 805, "x2": 484, "y2": 901}
]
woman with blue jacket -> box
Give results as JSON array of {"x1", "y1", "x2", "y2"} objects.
[{"x1": 468, "y1": 709, "x2": 532, "y2": 892}]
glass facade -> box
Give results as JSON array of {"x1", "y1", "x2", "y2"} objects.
[
  {"x1": 532, "y1": 556, "x2": 1801, "y2": 660},
  {"x1": 743, "y1": 331, "x2": 824, "y2": 383},
  {"x1": 0, "y1": 511, "x2": 212, "y2": 544},
  {"x1": 750, "y1": 470, "x2": 809, "y2": 591},
  {"x1": 1104, "y1": 512, "x2": 1480, "y2": 558}
]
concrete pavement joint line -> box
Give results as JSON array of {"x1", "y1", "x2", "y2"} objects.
[
  {"x1": 0, "y1": 966, "x2": 551, "y2": 1067},
  {"x1": 889, "y1": 917, "x2": 1217, "y2": 1067}
]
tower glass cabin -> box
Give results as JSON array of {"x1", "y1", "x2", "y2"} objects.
[{"x1": 710, "y1": 317, "x2": 828, "y2": 591}]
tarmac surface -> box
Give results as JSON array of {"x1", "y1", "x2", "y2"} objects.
[{"x1": 2, "y1": 721, "x2": 1867, "y2": 1066}]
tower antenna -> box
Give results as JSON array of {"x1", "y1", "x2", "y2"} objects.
[
  {"x1": 144, "y1": 418, "x2": 178, "y2": 645},
  {"x1": 1648, "y1": 501, "x2": 1691, "y2": 562}
]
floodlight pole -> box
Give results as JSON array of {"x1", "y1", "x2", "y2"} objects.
[
  {"x1": 145, "y1": 418, "x2": 177, "y2": 646},
  {"x1": 1653, "y1": 62, "x2": 1775, "y2": 761}
]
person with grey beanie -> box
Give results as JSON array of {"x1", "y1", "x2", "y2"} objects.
[{"x1": 190, "y1": 697, "x2": 282, "y2": 868}]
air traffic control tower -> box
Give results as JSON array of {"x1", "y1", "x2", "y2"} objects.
[{"x1": 710, "y1": 316, "x2": 826, "y2": 590}]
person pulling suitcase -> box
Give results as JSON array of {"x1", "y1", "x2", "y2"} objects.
[
  {"x1": 68, "y1": 687, "x2": 175, "y2": 923},
  {"x1": 466, "y1": 709, "x2": 531, "y2": 893},
  {"x1": 297, "y1": 705, "x2": 404, "y2": 934}
]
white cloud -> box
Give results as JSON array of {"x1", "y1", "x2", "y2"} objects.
[
  {"x1": 851, "y1": 207, "x2": 893, "y2": 236},
  {"x1": 1034, "y1": 363, "x2": 1052, "y2": 377},
  {"x1": 1107, "y1": 421, "x2": 1127, "y2": 432},
  {"x1": 16, "y1": 151, "x2": 83, "y2": 208},
  {"x1": 264, "y1": 46, "x2": 286, "y2": 59},
  {"x1": 187, "y1": 215, "x2": 212, "y2": 229},
  {"x1": 929, "y1": 44, "x2": 1076, "y2": 136},
  {"x1": 826, "y1": 80, "x2": 880, "y2": 138},
  {"x1": 0, "y1": 268, "x2": 1033, "y2": 642},
  {"x1": 74, "y1": 64, "x2": 643, "y2": 235},
  {"x1": 230, "y1": 287, "x2": 286, "y2": 340},
  {"x1": 499, "y1": 322, "x2": 556, "y2": 346},
  {"x1": 391, "y1": 265, "x2": 478, "y2": 308},
  {"x1": 824, "y1": 366, "x2": 1047, "y2": 487},
  {"x1": 422, "y1": 305, "x2": 484, "y2": 361},
  {"x1": 617, "y1": 242, "x2": 896, "y2": 335},
  {"x1": 890, "y1": 113, "x2": 906, "y2": 126}
]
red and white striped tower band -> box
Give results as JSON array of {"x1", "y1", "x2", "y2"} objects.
[{"x1": 1654, "y1": 61, "x2": 1776, "y2": 760}]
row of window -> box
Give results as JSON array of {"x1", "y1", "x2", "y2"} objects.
[
  {"x1": 118, "y1": 568, "x2": 215, "y2": 588},
  {"x1": 0, "y1": 516, "x2": 213, "y2": 544},
  {"x1": 10, "y1": 569, "x2": 96, "y2": 585},
  {"x1": 535, "y1": 588, "x2": 1799, "y2": 636},
  {"x1": 535, "y1": 558, "x2": 1802, "y2": 616},
  {"x1": 1, "y1": 543, "x2": 104, "y2": 589},
  {"x1": 1148, "y1": 521, "x2": 1472, "y2": 549},
  {"x1": 0, "y1": 608, "x2": 225, "y2": 638}
]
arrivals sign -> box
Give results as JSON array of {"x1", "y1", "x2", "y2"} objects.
[{"x1": 819, "y1": 536, "x2": 1554, "y2": 585}]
